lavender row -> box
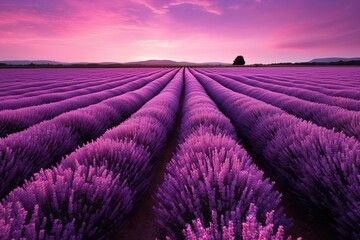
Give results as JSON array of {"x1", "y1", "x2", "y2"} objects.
[
  {"x1": 0, "y1": 70, "x2": 172, "y2": 137},
  {"x1": 194, "y1": 69, "x2": 360, "y2": 239},
  {"x1": 0, "y1": 69, "x2": 162, "y2": 109},
  {"x1": 0, "y1": 162, "x2": 133, "y2": 239},
  {"x1": 199, "y1": 69, "x2": 360, "y2": 111},
  {"x1": 196, "y1": 70, "x2": 360, "y2": 141},
  {"x1": 206, "y1": 68, "x2": 360, "y2": 100},
  {"x1": 0, "y1": 71, "x2": 166, "y2": 110},
  {"x1": 241, "y1": 68, "x2": 360, "y2": 89},
  {"x1": 0, "y1": 69, "x2": 183, "y2": 239},
  {"x1": 204, "y1": 67, "x2": 360, "y2": 89},
  {"x1": 0, "y1": 71, "x2": 104, "y2": 98},
  {"x1": 154, "y1": 69, "x2": 292, "y2": 239},
  {"x1": 245, "y1": 74, "x2": 360, "y2": 100},
  {"x1": 202, "y1": 68, "x2": 360, "y2": 100},
  {"x1": 0, "y1": 69, "x2": 76, "y2": 92},
  {"x1": 222, "y1": 70, "x2": 360, "y2": 90},
  {"x1": 0, "y1": 70, "x2": 176, "y2": 200},
  {"x1": 0, "y1": 69, "x2": 104, "y2": 96},
  {"x1": 0, "y1": 68, "x2": 155, "y2": 97}
]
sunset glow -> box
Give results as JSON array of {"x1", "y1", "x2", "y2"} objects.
[{"x1": 1, "y1": 0, "x2": 359, "y2": 63}]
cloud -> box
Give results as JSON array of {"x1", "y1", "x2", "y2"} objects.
[
  {"x1": 134, "y1": 0, "x2": 222, "y2": 15},
  {"x1": 134, "y1": 0, "x2": 168, "y2": 14},
  {"x1": 169, "y1": 0, "x2": 222, "y2": 15}
]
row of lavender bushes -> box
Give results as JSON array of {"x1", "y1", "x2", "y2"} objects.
[
  {"x1": 0, "y1": 70, "x2": 183, "y2": 239},
  {"x1": 203, "y1": 69, "x2": 360, "y2": 111},
  {"x1": 0, "y1": 70, "x2": 172, "y2": 137},
  {"x1": 154, "y1": 69, "x2": 296, "y2": 240},
  {"x1": 244, "y1": 73, "x2": 360, "y2": 100},
  {"x1": 0, "y1": 68, "x2": 154, "y2": 98},
  {"x1": 0, "y1": 68, "x2": 162, "y2": 110},
  {"x1": 197, "y1": 70, "x2": 360, "y2": 140},
  {"x1": 0, "y1": 69, "x2": 177, "y2": 200},
  {"x1": 193, "y1": 69, "x2": 360, "y2": 239},
  {"x1": 204, "y1": 67, "x2": 360, "y2": 97}
]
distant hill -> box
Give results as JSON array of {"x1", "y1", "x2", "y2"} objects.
[
  {"x1": 126, "y1": 59, "x2": 229, "y2": 66},
  {"x1": 0, "y1": 60, "x2": 65, "y2": 65},
  {"x1": 0, "y1": 59, "x2": 229, "y2": 67},
  {"x1": 309, "y1": 57, "x2": 360, "y2": 63},
  {"x1": 126, "y1": 59, "x2": 196, "y2": 66}
]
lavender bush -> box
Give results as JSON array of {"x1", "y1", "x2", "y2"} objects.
[
  {"x1": 193, "y1": 69, "x2": 360, "y2": 239},
  {"x1": 0, "y1": 69, "x2": 174, "y2": 137},
  {"x1": 0, "y1": 71, "x2": 174, "y2": 200},
  {"x1": 0, "y1": 165, "x2": 133, "y2": 239},
  {"x1": 199, "y1": 71, "x2": 360, "y2": 140},
  {"x1": 203, "y1": 67, "x2": 360, "y2": 99},
  {"x1": 182, "y1": 204, "x2": 299, "y2": 240},
  {"x1": 155, "y1": 133, "x2": 287, "y2": 239},
  {"x1": 0, "y1": 69, "x2": 183, "y2": 239},
  {"x1": 201, "y1": 69, "x2": 360, "y2": 111},
  {"x1": 0, "y1": 69, "x2": 162, "y2": 110},
  {"x1": 61, "y1": 139, "x2": 151, "y2": 194},
  {"x1": 155, "y1": 69, "x2": 288, "y2": 239}
]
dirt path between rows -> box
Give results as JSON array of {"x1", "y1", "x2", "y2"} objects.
[{"x1": 110, "y1": 78, "x2": 185, "y2": 240}]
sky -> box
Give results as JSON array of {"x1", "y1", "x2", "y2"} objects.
[{"x1": 0, "y1": 0, "x2": 359, "y2": 64}]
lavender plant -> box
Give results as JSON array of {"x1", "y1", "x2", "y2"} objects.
[
  {"x1": 0, "y1": 70, "x2": 175, "y2": 200},
  {"x1": 193, "y1": 69, "x2": 360, "y2": 239},
  {"x1": 154, "y1": 69, "x2": 289, "y2": 239},
  {"x1": 0, "y1": 165, "x2": 133, "y2": 239}
]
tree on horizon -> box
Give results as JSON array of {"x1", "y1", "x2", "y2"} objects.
[{"x1": 233, "y1": 56, "x2": 245, "y2": 65}]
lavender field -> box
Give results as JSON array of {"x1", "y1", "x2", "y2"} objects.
[{"x1": 0, "y1": 67, "x2": 359, "y2": 240}]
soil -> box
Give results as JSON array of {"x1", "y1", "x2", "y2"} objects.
[{"x1": 283, "y1": 196, "x2": 337, "y2": 240}]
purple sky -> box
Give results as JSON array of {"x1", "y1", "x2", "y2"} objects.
[{"x1": 0, "y1": 0, "x2": 359, "y2": 64}]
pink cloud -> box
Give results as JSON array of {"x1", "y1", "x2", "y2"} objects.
[
  {"x1": 134, "y1": 0, "x2": 222, "y2": 15},
  {"x1": 134, "y1": 0, "x2": 168, "y2": 14},
  {"x1": 169, "y1": 0, "x2": 222, "y2": 15}
]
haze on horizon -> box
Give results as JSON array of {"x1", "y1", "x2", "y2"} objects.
[{"x1": 0, "y1": 0, "x2": 359, "y2": 64}]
